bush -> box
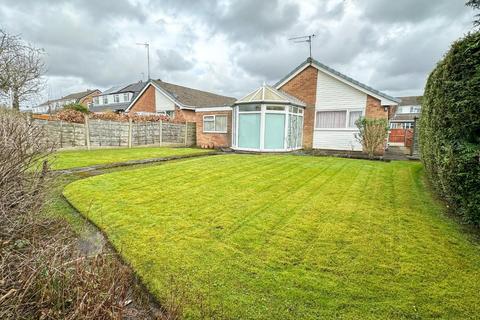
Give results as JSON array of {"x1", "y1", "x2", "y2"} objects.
[
  {"x1": 63, "y1": 103, "x2": 89, "y2": 114},
  {"x1": 354, "y1": 117, "x2": 389, "y2": 158},
  {"x1": 90, "y1": 112, "x2": 171, "y2": 123},
  {"x1": 419, "y1": 31, "x2": 480, "y2": 225},
  {"x1": 56, "y1": 108, "x2": 85, "y2": 123}
]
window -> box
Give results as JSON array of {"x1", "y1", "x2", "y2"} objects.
[
  {"x1": 93, "y1": 97, "x2": 99, "y2": 105},
  {"x1": 316, "y1": 111, "x2": 346, "y2": 128},
  {"x1": 203, "y1": 115, "x2": 227, "y2": 133},
  {"x1": 114, "y1": 94, "x2": 120, "y2": 103},
  {"x1": 266, "y1": 105, "x2": 285, "y2": 111},
  {"x1": 348, "y1": 111, "x2": 362, "y2": 128},
  {"x1": 239, "y1": 104, "x2": 261, "y2": 112},
  {"x1": 123, "y1": 93, "x2": 129, "y2": 102},
  {"x1": 410, "y1": 106, "x2": 421, "y2": 113},
  {"x1": 103, "y1": 96, "x2": 108, "y2": 104}
]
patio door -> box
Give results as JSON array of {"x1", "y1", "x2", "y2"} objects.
[
  {"x1": 264, "y1": 113, "x2": 285, "y2": 150},
  {"x1": 238, "y1": 113, "x2": 261, "y2": 149}
]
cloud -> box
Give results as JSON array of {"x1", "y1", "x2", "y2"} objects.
[
  {"x1": 156, "y1": 49, "x2": 194, "y2": 72},
  {"x1": 0, "y1": 0, "x2": 475, "y2": 105}
]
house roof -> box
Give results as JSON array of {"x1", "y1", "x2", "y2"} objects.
[
  {"x1": 151, "y1": 80, "x2": 237, "y2": 109},
  {"x1": 89, "y1": 103, "x2": 131, "y2": 113},
  {"x1": 398, "y1": 96, "x2": 423, "y2": 106},
  {"x1": 236, "y1": 84, "x2": 306, "y2": 107},
  {"x1": 390, "y1": 113, "x2": 418, "y2": 122},
  {"x1": 35, "y1": 89, "x2": 100, "y2": 107},
  {"x1": 275, "y1": 57, "x2": 400, "y2": 105},
  {"x1": 62, "y1": 89, "x2": 100, "y2": 101}
]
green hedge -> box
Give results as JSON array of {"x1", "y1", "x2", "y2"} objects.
[{"x1": 419, "y1": 31, "x2": 480, "y2": 225}]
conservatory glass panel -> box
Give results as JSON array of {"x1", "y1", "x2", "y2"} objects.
[
  {"x1": 264, "y1": 114, "x2": 285, "y2": 149},
  {"x1": 238, "y1": 113, "x2": 260, "y2": 149},
  {"x1": 239, "y1": 104, "x2": 261, "y2": 112}
]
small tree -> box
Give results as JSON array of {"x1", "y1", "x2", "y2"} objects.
[
  {"x1": 63, "y1": 103, "x2": 90, "y2": 114},
  {"x1": 354, "y1": 117, "x2": 389, "y2": 158}
]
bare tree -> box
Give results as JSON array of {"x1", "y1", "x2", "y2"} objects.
[{"x1": 0, "y1": 29, "x2": 45, "y2": 110}]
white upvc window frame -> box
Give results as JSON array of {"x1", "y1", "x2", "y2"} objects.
[
  {"x1": 314, "y1": 108, "x2": 364, "y2": 131},
  {"x1": 102, "y1": 96, "x2": 108, "y2": 105},
  {"x1": 123, "y1": 93, "x2": 129, "y2": 102},
  {"x1": 203, "y1": 114, "x2": 228, "y2": 133}
]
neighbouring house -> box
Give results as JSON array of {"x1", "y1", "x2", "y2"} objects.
[
  {"x1": 90, "y1": 79, "x2": 236, "y2": 126},
  {"x1": 388, "y1": 96, "x2": 422, "y2": 147},
  {"x1": 125, "y1": 79, "x2": 237, "y2": 124},
  {"x1": 31, "y1": 89, "x2": 101, "y2": 114},
  {"x1": 90, "y1": 81, "x2": 147, "y2": 113},
  {"x1": 197, "y1": 57, "x2": 399, "y2": 153}
]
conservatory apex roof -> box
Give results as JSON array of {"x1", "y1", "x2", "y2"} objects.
[{"x1": 236, "y1": 84, "x2": 306, "y2": 107}]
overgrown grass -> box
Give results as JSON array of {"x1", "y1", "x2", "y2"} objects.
[
  {"x1": 63, "y1": 155, "x2": 480, "y2": 319},
  {"x1": 49, "y1": 146, "x2": 212, "y2": 170}
]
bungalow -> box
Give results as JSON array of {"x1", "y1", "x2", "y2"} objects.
[
  {"x1": 90, "y1": 79, "x2": 236, "y2": 126},
  {"x1": 125, "y1": 79, "x2": 236, "y2": 123},
  {"x1": 196, "y1": 58, "x2": 399, "y2": 153},
  {"x1": 32, "y1": 89, "x2": 101, "y2": 114}
]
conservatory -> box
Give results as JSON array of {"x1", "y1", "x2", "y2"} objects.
[{"x1": 231, "y1": 85, "x2": 305, "y2": 152}]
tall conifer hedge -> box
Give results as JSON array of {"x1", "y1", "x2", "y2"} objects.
[{"x1": 419, "y1": 31, "x2": 480, "y2": 225}]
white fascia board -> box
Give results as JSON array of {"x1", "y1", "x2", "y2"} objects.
[
  {"x1": 275, "y1": 62, "x2": 399, "y2": 106},
  {"x1": 195, "y1": 106, "x2": 232, "y2": 112}
]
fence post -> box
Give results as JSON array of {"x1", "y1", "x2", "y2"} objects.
[
  {"x1": 159, "y1": 120, "x2": 163, "y2": 146},
  {"x1": 84, "y1": 115, "x2": 91, "y2": 150},
  {"x1": 59, "y1": 120, "x2": 63, "y2": 149},
  {"x1": 128, "y1": 118, "x2": 133, "y2": 148},
  {"x1": 184, "y1": 122, "x2": 188, "y2": 146}
]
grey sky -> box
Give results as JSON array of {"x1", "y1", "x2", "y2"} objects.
[{"x1": 0, "y1": 0, "x2": 475, "y2": 104}]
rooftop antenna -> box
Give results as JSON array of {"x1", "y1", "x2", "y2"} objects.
[
  {"x1": 136, "y1": 42, "x2": 150, "y2": 80},
  {"x1": 289, "y1": 34, "x2": 315, "y2": 59}
]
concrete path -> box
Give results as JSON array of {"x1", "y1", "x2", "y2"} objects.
[{"x1": 54, "y1": 150, "x2": 219, "y2": 175}]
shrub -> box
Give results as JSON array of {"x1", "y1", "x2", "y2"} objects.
[
  {"x1": 354, "y1": 117, "x2": 389, "y2": 158},
  {"x1": 63, "y1": 103, "x2": 89, "y2": 114},
  {"x1": 419, "y1": 31, "x2": 480, "y2": 225},
  {"x1": 56, "y1": 108, "x2": 85, "y2": 123},
  {"x1": 90, "y1": 112, "x2": 171, "y2": 123}
]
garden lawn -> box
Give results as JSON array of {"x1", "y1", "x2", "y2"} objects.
[
  {"x1": 49, "y1": 146, "x2": 211, "y2": 170},
  {"x1": 63, "y1": 155, "x2": 480, "y2": 319}
]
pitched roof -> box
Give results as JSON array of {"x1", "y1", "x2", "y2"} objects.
[
  {"x1": 152, "y1": 80, "x2": 236, "y2": 108},
  {"x1": 275, "y1": 58, "x2": 400, "y2": 105},
  {"x1": 89, "y1": 102, "x2": 130, "y2": 113},
  {"x1": 398, "y1": 96, "x2": 423, "y2": 106},
  {"x1": 62, "y1": 89, "x2": 100, "y2": 101},
  {"x1": 236, "y1": 84, "x2": 306, "y2": 106}
]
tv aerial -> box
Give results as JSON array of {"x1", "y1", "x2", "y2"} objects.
[{"x1": 289, "y1": 34, "x2": 316, "y2": 58}]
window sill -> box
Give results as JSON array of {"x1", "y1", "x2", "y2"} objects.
[
  {"x1": 203, "y1": 131, "x2": 228, "y2": 134},
  {"x1": 314, "y1": 128, "x2": 359, "y2": 131}
]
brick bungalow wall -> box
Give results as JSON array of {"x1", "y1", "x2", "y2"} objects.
[
  {"x1": 79, "y1": 91, "x2": 100, "y2": 108},
  {"x1": 129, "y1": 85, "x2": 156, "y2": 113},
  {"x1": 278, "y1": 66, "x2": 318, "y2": 149},
  {"x1": 195, "y1": 110, "x2": 232, "y2": 148},
  {"x1": 174, "y1": 106, "x2": 196, "y2": 122},
  {"x1": 365, "y1": 95, "x2": 387, "y2": 120}
]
